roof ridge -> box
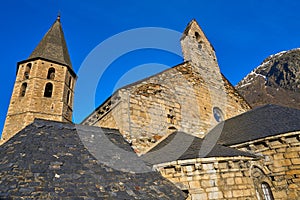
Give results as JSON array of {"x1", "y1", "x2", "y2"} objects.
[{"x1": 224, "y1": 104, "x2": 299, "y2": 122}]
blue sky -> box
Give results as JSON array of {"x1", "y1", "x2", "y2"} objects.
[{"x1": 1, "y1": 0, "x2": 300, "y2": 135}]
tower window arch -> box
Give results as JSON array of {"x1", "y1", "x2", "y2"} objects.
[
  {"x1": 44, "y1": 83, "x2": 53, "y2": 98},
  {"x1": 67, "y1": 76, "x2": 72, "y2": 88},
  {"x1": 67, "y1": 90, "x2": 71, "y2": 104},
  {"x1": 20, "y1": 82, "x2": 27, "y2": 97},
  {"x1": 68, "y1": 76, "x2": 72, "y2": 88},
  {"x1": 47, "y1": 68, "x2": 55, "y2": 80},
  {"x1": 195, "y1": 32, "x2": 201, "y2": 42},
  {"x1": 24, "y1": 63, "x2": 32, "y2": 79},
  {"x1": 261, "y1": 182, "x2": 274, "y2": 200}
]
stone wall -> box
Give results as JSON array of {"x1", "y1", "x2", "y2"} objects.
[
  {"x1": 150, "y1": 131, "x2": 300, "y2": 200},
  {"x1": 232, "y1": 131, "x2": 300, "y2": 200},
  {"x1": 82, "y1": 20, "x2": 250, "y2": 153},
  {"x1": 83, "y1": 61, "x2": 250, "y2": 153},
  {"x1": 222, "y1": 75, "x2": 251, "y2": 114},
  {"x1": 154, "y1": 157, "x2": 256, "y2": 200},
  {"x1": 93, "y1": 93, "x2": 132, "y2": 140},
  {"x1": 1, "y1": 59, "x2": 75, "y2": 143}
]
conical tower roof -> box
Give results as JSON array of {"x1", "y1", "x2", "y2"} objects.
[{"x1": 28, "y1": 15, "x2": 72, "y2": 67}]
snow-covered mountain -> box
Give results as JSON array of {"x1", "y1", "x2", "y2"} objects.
[{"x1": 236, "y1": 48, "x2": 300, "y2": 109}]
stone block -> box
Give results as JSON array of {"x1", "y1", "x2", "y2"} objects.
[
  {"x1": 223, "y1": 190, "x2": 233, "y2": 198},
  {"x1": 286, "y1": 147, "x2": 299, "y2": 152},
  {"x1": 273, "y1": 153, "x2": 284, "y2": 160},
  {"x1": 276, "y1": 147, "x2": 288, "y2": 153},
  {"x1": 291, "y1": 158, "x2": 300, "y2": 165},
  {"x1": 208, "y1": 191, "x2": 223, "y2": 199},
  {"x1": 292, "y1": 178, "x2": 300, "y2": 183},
  {"x1": 285, "y1": 136, "x2": 299, "y2": 144},
  {"x1": 274, "y1": 180, "x2": 287, "y2": 186},
  {"x1": 192, "y1": 175, "x2": 202, "y2": 181},
  {"x1": 273, "y1": 167, "x2": 287, "y2": 173},
  {"x1": 288, "y1": 183, "x2": 298, "y2": 189},
  {"x1": 273, "y1": 159, "x2": 291, "y2": 167},
  {"x1": 287, "y1": 169, "x2": 300, "y2": 175},
  {"x1": 191, "y1": 193, "x2": 207, "y2": 200},
  {"x1": 221, "y1": 173, "x2": 235, "y2": 178},
  {"x1": 201, "y1": 180, "x2": 215, "y2": 188},
  {"x1": 234, "y1": 177, "x2": 243, "y2": 184},
  {"x1": 263, "y1": 149, "x2": 276, "y2": 155},
  {"x1": 179, "y1": 176, "x2": 188, "y2": 182},
  {"x1": 237, "y1": 185, "x2": 248, "y2": 189},
  {"x1": 232, "y1": 190, "x2": 245, "y2": 198},
  {"x1": 165, "y1": 167, "x2": 175, "y2": 174},
  {"x1": 189, "y1": 180, "x2": 201, "y2": 189},
  {"x1": 241, "y1": 189, "x2": 251, "y2": 196},
  {"x1": 226, "y1": 177, "x2": 235, "y2": 185},
  {"x1": 285, "y1": 152, "x2": 299, "y2": 159},
  {"x1": 218, "y1": 162, "x2": 228, "y2": 169},
  {"x1": 184, "y1": 165, "x2": 195, "y2": 172}
]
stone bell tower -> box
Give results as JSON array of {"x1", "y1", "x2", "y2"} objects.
[
  {"x1": 1, "y1": 15, "x2": 77, "y2": 143},
  {"x1": 180, "y1": 19, "x2": 250, "y2": 129},
  {"x1": 180, "y1": 19, "x2": 224, "y2": 87}
]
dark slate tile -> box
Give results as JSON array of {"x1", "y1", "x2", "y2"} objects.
[
  {"x1": 215, "y1": 104, "x2": 300, "y2": 145},
  {"x1": 0, "y1": 119, "x2": 186, "y2": 199},
  {"x1": 142, "y1": 131, "x2": 257, "y2": 165}
]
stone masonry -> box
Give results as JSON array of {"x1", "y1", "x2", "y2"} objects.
[
  {"x1": 1, "y1": 17, "x2": 300, "y2": 200},
  {"x1": 82, "y1": 20, "x2": 251, "y2": 153},
  {"x1": 152, "y1": 130, "x2": 300, "y2": 199},
  {"x1": 1, "y1": 17, "x2": 76, "y2": 144},
  {"x1": 154, "y1": 157, "x2": 257, "y2": 200},
  {"x1": 1, "y1": 59, "x2": 75, "y2": 143},
  {"x1": 231, "y1": 131, "x2": 300, "y2": 199}
]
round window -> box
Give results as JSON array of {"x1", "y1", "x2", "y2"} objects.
[{"x1": 213, "y1": 107, "x2": 224, "y2": 122}]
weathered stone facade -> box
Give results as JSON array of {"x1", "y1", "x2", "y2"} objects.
[
  {"x1": 154, "y1": 157, "x2": 256, "y2": 200},
  {"x1": 1, "y1": 17, "x2": 76, "y2": 143},
  {"x1": 81, "y1": 20, "x2": 299, "y2": 199},
  {"x1": 2, "y1": 17, "x2": 299, "y2": 200},
  {"x1": 82, "y1": 20, "x2": 250, "y2": 153},
  {"x1": 232, "y1": 131, "x2": 300, "y2": 199},
  {"x1": 150, "y1": 130, "x2": 300, "y2": 200}
]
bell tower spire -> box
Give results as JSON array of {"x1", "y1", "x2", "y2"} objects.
[
  {"x1": 28, "y1": 14, "x2": 72, "y2": 67},
  {"x1": 1, "y1": 16, "x2": 77, "y2": 143}
]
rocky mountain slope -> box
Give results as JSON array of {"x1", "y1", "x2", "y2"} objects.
[{"x1": 236, "y1": 48, "x2": 300, "y2": 110}]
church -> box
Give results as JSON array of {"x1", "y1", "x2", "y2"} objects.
[{"x1": 0, "y1": 16, "x2": 299, "y2": 200}]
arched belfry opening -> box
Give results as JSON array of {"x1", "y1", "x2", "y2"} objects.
[
  {"x1": 20, "y1": 82, "x2": 27, "y2": 97},
  {"x1": 24, "y1": 63, "x2": 32, "y2": 79},
  {"x1": 47, "y1": 68, "x2": 55, "y2": 80},
  {"x1": 68, "y1": 76, "x2": 72, "y2": 87},
  {"x1": 67, "y1": 90, "x2": 70, "y2": 104},
  {"x1": 195, "y1": 31, "x2": 201, "y2": 42},
  {"x1": 44, "y1": 83, "x2": 53, "y2": 98}
]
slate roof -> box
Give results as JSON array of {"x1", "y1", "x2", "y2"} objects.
[
  {"x1": 142, "y1": 104, "x2": 300, "y2": 165},
  {"x1": 142, "y1": 132, "x2": 256, "y2": 165},
  {"x1": 28, "y1": 16, "x2": 72, "y2": 68},
  {"x1": 0, "y1": 119, "x2": 186, "y2": 199},
  {"x1": 215, "y1": 104, "x2": 300, "y2": 146}
]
